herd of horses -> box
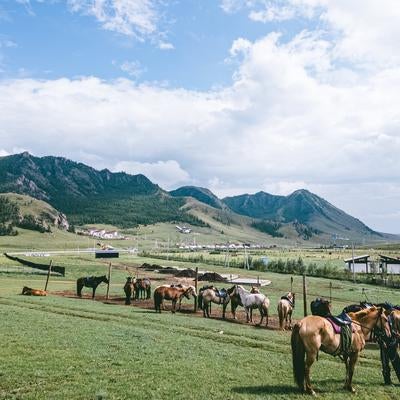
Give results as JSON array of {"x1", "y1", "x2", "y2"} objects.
[{"x1": 72, "y1": 274, "x2": 400, "y2": 395}]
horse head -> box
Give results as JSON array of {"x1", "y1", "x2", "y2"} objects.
[
  {"x1": 184, "y1": 286, "x2": 197, "y2": 299},
  {"x1": 250, "y1": 286, "x2": 260, "y2": 294}
]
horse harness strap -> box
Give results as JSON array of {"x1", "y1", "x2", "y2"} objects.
[{"x1": 331, "y1": 324, "x2": 353, "y2": 360}]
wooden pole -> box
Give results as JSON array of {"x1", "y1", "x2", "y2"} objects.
[
  {"x1": 329, "y1": 281, "x2": 332, "y2": 303},
  {"x1": 290, "y1": 276, "x2": 293, "y2": 293},
  {"x1": 194, "y1": 267, "x2": 198, "y2": 312},
  {"x1": 106, "y1": 262, "x2": 112, "y2": 300},
  {"x1": 44, "y1": 260, "x2": 53, "y2": 291},
  {"x1": 303, "y1": 273, "x2": 307, "y2": 317}
]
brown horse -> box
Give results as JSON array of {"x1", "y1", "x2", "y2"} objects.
[
  {"x1": 154, "y1": 285, "x2": 197, "y2": 313},
  {"x1": 134, "y1": 278, "x2": 151, "y2": 300},
  {"x1": 291, "y1": 306, "x2": 390, "y2": 395},
  {"x1": 123, "y1": 277, "x2": 136, "y2": 305},
  {"x1": 278, "y1": 292, "x2": 295, "y2": 330},
  {"x1": 21, "y1": 286, "x2": 47, "y2": 296}
]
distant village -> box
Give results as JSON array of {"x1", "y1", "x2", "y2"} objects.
[{"x1": 77, "y1": 227, "x2": 127, "y2": 240}]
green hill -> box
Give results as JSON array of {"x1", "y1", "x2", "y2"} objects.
[
  {"x1": 0, "y1": 153, "x2": 204, "y2": 228},
  {"x1": 170, "y1": 186, "x2": 225, "y2": 209}
]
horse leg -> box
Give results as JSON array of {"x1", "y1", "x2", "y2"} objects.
[
  {"x1": 222, "y1": 302, "x2": 226, "y2": 319},
  {"x1": 77, "y1": 282, "x2": 82, "y2": 297},
  {"x1": 92, "y1": 286, "x2": 96, "y2": 299},
  {"x1": 172, "y1": 299, "x2": 177, "y2": 313},
  {"x1": 258, "y1": 305, "x2": 264, "y2": 326},
  {"x1": 231, "y1": 302, "x2": 238, "y2": 320},
  {"x1": 344, "y1": 352, "x2": 358, "y2": 393},
  {"x1": 305, "y1": 351, "x2": 317, "y2": 396},
  {"x1": 245, "y1": 307, "x2": 251, "y2": 323}
]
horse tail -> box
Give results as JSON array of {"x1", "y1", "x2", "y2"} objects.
[
  {"x1": 278, "y1": 302, "x2": 284, "y2": 330},
  {"x1": 291, "y1": 323, "x2": 305, "y2": 391},
  {"x1": 76, "y1": 279, "x2": 81, "y2": 297},
  {"x1": 153, "y1": 290, "x2": 162, "y2": 312},
  {"x1": 198, "y1": 291, "x2": 203, "y2": 310},
  {"x1": 146, "y1": 285, "x2": 151, "y2": 300}
]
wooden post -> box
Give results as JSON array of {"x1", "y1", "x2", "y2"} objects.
[
  {"x1": 44, "y1": 260, "x2": 53, "y2": 291},
  {"x1": 257, "y1": 275, "x2": 260, "y2": 286},
  {"x1": 302, "y1": 273, "x2": 307, "y2": 317},
  {"x1": 329, "y1": 281, "x2": 332, "y2": 303},
  {"x1": 106, "y1": 262, "x2": 112, "y2": 300},
  {"x1": 194, "y1": 267, "x2": 198, "y2": 312},
  {"x1": 290, "y1": 276, "x2": 293, "y2": 293}
]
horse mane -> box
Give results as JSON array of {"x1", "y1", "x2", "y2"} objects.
[{"x1": 354, "y1": 306, "x2": 377, "y2": 319}]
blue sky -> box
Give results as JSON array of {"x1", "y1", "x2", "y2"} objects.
[
  {"x1": 1, "y1": 1, "x2": 309, "y2": 88},
  {"x1": 1, "y1": 1, "x2": 400, "y2": 233}
]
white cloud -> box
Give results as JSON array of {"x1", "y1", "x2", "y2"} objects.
[
  {"x1": 119, "y1": 60, "x2": 144, "y2": 78},
  {"x1": 2, "y1": 1, "x2": 400, "y2": 232},
  {"x1": 67, "y1": 0, "x2": 160, "y2": 40},
  {"x1": 114, "y1": 160, "x2": 191, "y2": 189},
  {"x1": 158, "y1": 41, "x2": 174, "y2": 50}
]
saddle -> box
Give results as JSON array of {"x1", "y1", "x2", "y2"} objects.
[
  {"x1": 326, "y1": 312, "x2": 352, "y2": 334},
  {"x1": 311, "y1": 298, "x2": 352, "y2": 334},
  {"x1": 215, "y1": 288, "x2": 227, "y2": 299}
]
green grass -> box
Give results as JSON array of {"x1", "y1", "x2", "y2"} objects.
[{"x1": 1, "y1": 250, "x2": 400, "y2": 399}]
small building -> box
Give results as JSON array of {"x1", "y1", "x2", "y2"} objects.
[
  {"x1": 379, "y1": 254, "x2": 400, "y2": 275},
  {"x1": 344, "y1": 254, "x2": 370, "y2": 273}
]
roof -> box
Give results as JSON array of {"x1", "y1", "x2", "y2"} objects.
[
  {"x1": 379, "y1": 254, "x2": 400, "y2": 264},
  {"x1": 344, "y1": 254, "x2": 370, "y2": 263}
]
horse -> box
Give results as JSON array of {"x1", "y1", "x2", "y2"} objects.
[
  {"x1": 291, "y1": 306, "x2": 390, "y2": 395},
  {"x1": 76, "y1": 275, "x2": 109, "y2": 299},
  {"x1": 278, "y1": 292, "x2": 295, "y2": 330},
  {"x1": 228, "y1": 285, "x2": 270, "y2": 326},
  {"x1": 198, "y1": 286, "x2": 230, "y2": 319},
  {"x1": 21, "y1": 286, "x2": 47, "y2": 296},
  {"x1": 123, "y1": 277, "x2": 136, "y2": 305},
  {"x1": 154, "y1": 285, "x2": 197, "y2": 313},
  {"x1": 134, "y1": 278, "x2": 151, "y2": 300}
]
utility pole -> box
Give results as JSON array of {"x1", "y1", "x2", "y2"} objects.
[{"x1": 352, "y1": 241, "x2": 356, "y2": 284}]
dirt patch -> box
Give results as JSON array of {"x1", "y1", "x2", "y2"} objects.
[{"x1": 51, "y1": 288, "x2": 283, "y2": 331}]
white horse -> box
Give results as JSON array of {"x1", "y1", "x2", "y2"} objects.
[{"x1": 229, "y1": 285, "x2": 270, "y2": 326}]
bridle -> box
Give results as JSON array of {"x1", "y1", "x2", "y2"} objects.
[{"x1": 350, "y1": 307, "x2": 387, "y2": 341}]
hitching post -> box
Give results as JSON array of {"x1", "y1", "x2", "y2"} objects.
[
  {"x1": 303, "y1": 273, "x2": 307, "y2": 317},
  {"x1": 106, "y1": 262, "x2": 112, "y2": 300},
  {"x1": 44, "y1": 260, "x2": 53, "y2": 291},
  {"x1": 194, "y1": 267, "x2": 198, "y2": 312}
]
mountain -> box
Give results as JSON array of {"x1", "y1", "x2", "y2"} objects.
[
  {"x1": 223, "y1": 189, "x2": 382, "y2": 240},
  {"x1": 0, "y1": 193, "x2": 69, "y2": 234},
  {"x1": 170, "y1": 186, "x2": 225, "y2": 210},
  {"x1": 0, "y1": 152, "x2": 203, "y2": 228}
]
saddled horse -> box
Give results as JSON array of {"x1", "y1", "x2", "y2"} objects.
[
  {"x1": 76, "y1": 275, "x2": 109, "y2": 299},
  {"x1": 134, "y1": 278, "x2": 151, "y2": 300},
  {"x1": 291, "y1": 306, "x2": 390, "y2": 395},
  {"x1": 123, "y1": 277, "x2": 136, "y2": 305},
  {"x1": 154, "y1": 285, "x2": 197, "y2": 313},
  {"x1": 198, "y1": 286, "x2": 230, "y2": 319},
  {"x1": 278, "y1": 292, "x2": 295, "y2": 330},
  {"x1": 21, "y1": 286, "x2": 47, "y2": 296},
  {"x1": 228, "y1": 285, "x2": 270, "y2": 326}
]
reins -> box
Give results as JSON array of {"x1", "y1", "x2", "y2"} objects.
[{"x1": 351, "y1": 307, "x2": 385, "y2": 341}]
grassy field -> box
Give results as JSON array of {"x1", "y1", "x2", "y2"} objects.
[{"x1": 1, "y1": 249, "x2": 400, "y2": 399}]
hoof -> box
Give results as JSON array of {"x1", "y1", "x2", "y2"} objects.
[
  {"x1": 305, "y1": 389, "x2": 317, "y2": 396},
  {"x1": 344, "y1": 386, "x2": 356, "y2": 394}
]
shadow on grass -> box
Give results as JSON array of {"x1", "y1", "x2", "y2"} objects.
[{"x1": 232, "y1": 384, "x2": 295, "y2": 395}]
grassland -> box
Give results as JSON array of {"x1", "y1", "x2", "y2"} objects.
[{"x1": 1, "y1": 230, "x2": 400, "y2": 399}]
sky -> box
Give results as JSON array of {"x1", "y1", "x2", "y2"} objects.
[{"x1": 0, "y1": 1, "x2": 399, "y2": 234}]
